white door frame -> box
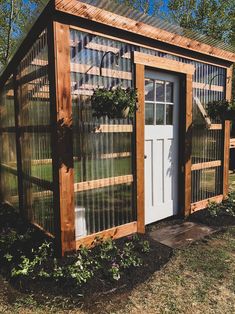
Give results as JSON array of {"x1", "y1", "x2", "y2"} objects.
[{"x1": 134, "y1": 52, "x2": 195, "y2": 233}]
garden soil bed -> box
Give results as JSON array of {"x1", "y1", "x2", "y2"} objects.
[{"x1": 1, "y1": 234, "x2": 173, "y2": 313}]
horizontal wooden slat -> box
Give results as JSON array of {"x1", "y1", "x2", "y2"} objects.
[
  {"x1": 101, "y1": 152, "x2": 131, "y2": 159},
  {"x1": 70, "y1": 63, "x2": 132, "y2": 80},
  {"x1": 85, "y1": 42, "x2": 119, "y2": 54},
  {"x1": 193, "y1": 82, "x2": 224, "y2": 92},
  {"x1": 230, "y1": 138, "x2": 235, "y2": 148},
  {"x1": 209, "y1": 124, "x2": 223, "y2": 130},
  {"x1": 74, "y1": 174, "x2": 133, "y2": 192},
  {"x1": 191, "y1": 195, "x2": 224, "y2": 212},
  {"x1": 29, "y1": 152, "x2": 131, "y2": 165},
  {"x1": 76, "y1": 222, "x2": 137, "y2": 248},
  {"x1": 191, "y1": 160, "x2": 222, "y2": 171},
  {"x1": 94, "y1": 124, "x2": 133, "y2": 133}
]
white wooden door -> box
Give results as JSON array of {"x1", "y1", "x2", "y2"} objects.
[{"x1": 144, "y1": 70, "x2": 179, "y2": 224}]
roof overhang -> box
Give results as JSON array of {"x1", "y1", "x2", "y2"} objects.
[{"x1": 55, "y1": 0, "x2": 235, "y2": 63}]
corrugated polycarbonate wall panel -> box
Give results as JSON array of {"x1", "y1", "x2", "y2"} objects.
[
  {"x1": 0, "y1": 77, "x2": 19, "y2": 208},
  {"x1": 70, "y1": 28, "x2": 227, "y2": 232},
  {"x1": 191, "y1": 63, "x2": 225, "y2": 203},
  {"x1": 17, "y1": 29, "x2": 54, "y2": 235},
  {"x1": 70, "y1": 29, "x2": 135, "y2": 238}
]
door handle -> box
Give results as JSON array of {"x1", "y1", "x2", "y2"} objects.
[{"x1": 144, "y1": 155, "x2": 147, "y2": 159}]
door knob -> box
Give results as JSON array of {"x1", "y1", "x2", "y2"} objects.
[{"x1": 144, "y1": 155, "x2": 147, "y2": 159}]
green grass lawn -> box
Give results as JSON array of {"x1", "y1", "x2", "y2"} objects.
[{"x1": 31, "y1": 157, "x2": 132, "y2": 183}]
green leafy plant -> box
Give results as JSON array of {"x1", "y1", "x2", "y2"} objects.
[
  {"x1": 208, "y1": 193, "x2": 235, "y2": 218},
  {"x1": 206, "y1": 99, "x2": 235, "y2": 120},
  {"x1": 11, "y1": 242, "x2": 52, "y2": 279},
  {"x1": 91, "y1": 86, "x2": 137, "y2": 119},
  {"x1": 0, "y1": 204, "x2": 151, "y2": 286}
]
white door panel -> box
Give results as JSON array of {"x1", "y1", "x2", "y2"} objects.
[{"x1": 145, "y1": 70, "x2": 179, "y2": 224}]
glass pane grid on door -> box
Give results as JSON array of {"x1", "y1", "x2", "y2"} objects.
[{"x1": 145, "y1": 78, "x2": 174, "y2": 125}]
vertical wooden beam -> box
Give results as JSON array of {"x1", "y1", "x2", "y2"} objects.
[
  {"x1": 13, "y1": 72, "x2": 24, "y2": 217},
  {"x1": 134, "y1": 63, "x2": 145, "y2": 233},
  {"x1": 223, "y1": 120, "x2": 230, "y2": 197},
  {"x1": 184, "y1": 73, "x2": 193, "y2": 216},
  {"x1": 223, "y1": 65, "x2": 233, "y2": 198},
  {"x1": 48, "y1": 22, "x2": 75, "y2": 256}
]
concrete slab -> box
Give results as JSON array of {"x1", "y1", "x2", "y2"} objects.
[{"x1": 149, "y1": 222, "x2": 219, "y2": 249}]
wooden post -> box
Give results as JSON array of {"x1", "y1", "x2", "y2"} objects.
[
  {"x1": 48, "y1": 22, "x2": 75, "y2": 256},
  {"x1": 223, "y1": 65, "x2": 233, "y2": 198},
  {"x1": 184, "y1": 73, "x2": 193, "y2": 216},
  {"x1": 134, "y1": 63, "x2": 145, "y2": 233},
  {"x1": 13, "y1": 72, "x2": 24, "y2": 217}
]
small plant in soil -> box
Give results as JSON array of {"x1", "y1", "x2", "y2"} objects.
[
  {"x1": 208, "y1": 193, "x2": 235, "y2": 218},
  {"x1": 0, "y1": 204, "x2": 152, "y2": 287},
  {"x1": 91, "y1": 86, "x2": 137, "y2": 119}
]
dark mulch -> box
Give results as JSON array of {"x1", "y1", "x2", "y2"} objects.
[
  {"x1": 0, "y1": 203, "x2": 173, "y2": 312},
  {"x1": 188, "y1": 209, "x2": 235, "y2": 227}
]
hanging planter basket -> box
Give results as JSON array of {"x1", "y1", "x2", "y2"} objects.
[
  {"x1": 91, "y1": 87, "x2": 137, "y2": 119},
  {"x1": 206, "y1": 100, "x2": 235, "y2": 121}
]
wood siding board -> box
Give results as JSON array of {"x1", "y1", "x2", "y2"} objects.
[
  {"x1": 55, "y1": 0, "x2": 235, "y2": 62},
  {"x1": 223, "y1": 120, "x2": 230, "y2": 198},
  {"x1": 191, "y1": 160, "x2": 222, "y2": 171},
  {"x1": 185, "y1": 73, "x2": 193, "y2": 216},
  {"x1": 54, "y1": 22, "x2": 75, "y2": 255},
  {"x1": 209, "y1": 124, "x2": 223, "y2": 130},
  {"x1": 74, "y1": 175, "x2": 133, "y2": 193},
  {"x1": 134, "y1": 52, "x2": 195, "y2": 75},
  {"x1": 223, "y1": 65, "x2": 233, "y2": 198},
  {"x1": 135, "y1": 63, "x2": 145, "y2": 233},
  {"x1": 76, "y1": 222, "x2": 137, "y2": 249},
  {"x1": 191, "y1": 195, "x2": 224, "y2": 212},
  {"x1": 48, "y1": 21, "x2": 75, "y2": 256}
]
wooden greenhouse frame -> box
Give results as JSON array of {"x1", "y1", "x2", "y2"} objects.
[{"x1": 0, "y1": 0, "x2": 234, "y2": 256}]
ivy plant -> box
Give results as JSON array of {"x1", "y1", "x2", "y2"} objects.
[{"x1": 91, "y1": 86, "x2": 137, "y2": 119}]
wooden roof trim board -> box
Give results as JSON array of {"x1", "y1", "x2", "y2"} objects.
[
  {"x1": 133, "y1": 51, "x2": 195, "y2": 75},
  {"x1": 55, "y1": 0, "x2": 235, "y2": 63}
]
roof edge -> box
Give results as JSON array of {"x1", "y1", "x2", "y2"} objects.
[{"x1": 55, "y1": 0, "x2": 235, "y2": 63}]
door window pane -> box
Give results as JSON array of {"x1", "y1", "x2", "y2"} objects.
[
  {"x1": 145, "y1": 79, "x2": 154, "y2": 101},
  {"x1": 156, "y1": 104, "x2": 164, "y2": 125},
  {"x1": 156, "y1": 80, "x2": 164, "y2": 102},
  {"x1": 166, "y1": 82, "x2": 174, "y2": 102},
  {"x1": 166, "y1": 104, "x2": 173, "y2": 125},
  {"x1": 145, "y1": 103, "x2": 154, "y2": 125}
]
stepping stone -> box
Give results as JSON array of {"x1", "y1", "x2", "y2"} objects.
[{"x1": 149, "y1": 222, "x2": 218, "y2": 249}]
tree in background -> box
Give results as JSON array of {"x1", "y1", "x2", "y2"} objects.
[
  {"x1": 167, "y1": 0, "x2": 234, "y2": 44},
  {"x1": 117, "y1": 0, "x2": 165, "y2": 15},
  {"x1": 0, "y1": 0, "x2": 43, "y2": 69}
]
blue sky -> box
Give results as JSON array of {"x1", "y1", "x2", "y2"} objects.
[{"x1": 149, "y1": 0, "x2": 170, "y2": 15}]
